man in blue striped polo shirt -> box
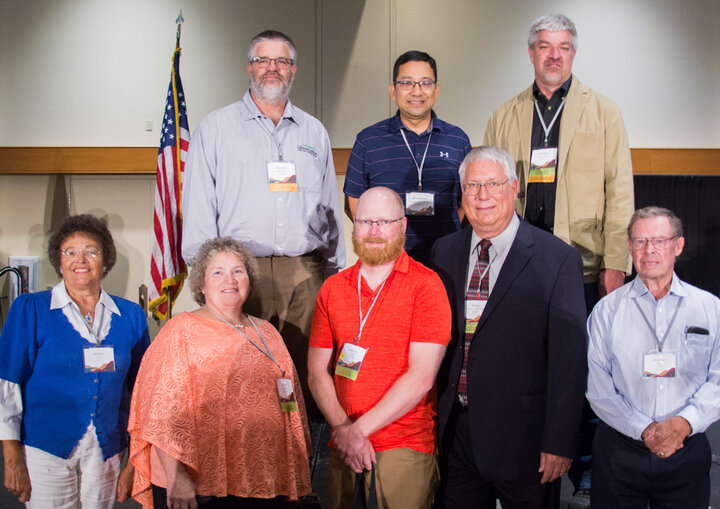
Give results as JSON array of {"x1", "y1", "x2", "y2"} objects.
[{"x1": 343, "y1": 51, "x2": 472, "y2": 265}]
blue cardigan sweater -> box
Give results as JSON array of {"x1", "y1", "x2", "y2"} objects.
[{"x1": 0, "y1": 290, "x2": 150, "y2": 460}]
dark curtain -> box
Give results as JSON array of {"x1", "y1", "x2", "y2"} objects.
[{"x1": 633, "y1": 175, "x2": 720, "y2": 297}]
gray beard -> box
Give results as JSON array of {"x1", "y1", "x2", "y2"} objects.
[{"x1": 250, "y1": 79, "x2": 292, "y2": 105}]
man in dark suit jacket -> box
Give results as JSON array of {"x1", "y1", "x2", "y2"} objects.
[{"x1": 429, "y1": 146, "x2": 587, "y2": 509}]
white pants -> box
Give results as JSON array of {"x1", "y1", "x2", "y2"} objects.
[{"x1": 24, "y1": 423, "x2": 120, "y2": 509}]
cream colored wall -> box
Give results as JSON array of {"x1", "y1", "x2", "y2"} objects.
[
  {"x1": 3, "y1": 1, "x2": 717, "y2": 147},
  {"x1": 1, "y1": 0, "x2": 719, "y2": 326}
]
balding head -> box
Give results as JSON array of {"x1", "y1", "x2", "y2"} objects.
[{"x1": 355, "y1": 187, "x2": 405, "y2": 220}]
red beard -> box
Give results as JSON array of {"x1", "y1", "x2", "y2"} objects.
[{"x1": 352, "y1": 231, "x2": 406, "y2": 266}]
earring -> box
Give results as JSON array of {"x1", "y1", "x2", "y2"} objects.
[{"x1": 103, "y1": 267, "x2": 108, "y2": 273}]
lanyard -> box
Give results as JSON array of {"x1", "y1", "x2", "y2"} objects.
[
  {"x1": 69, "y1": 302, "x2": 105, "y2": 346},
  {"x1": 634, "y1": 296, "x2": 683, "y2": 353},
  {"x1": 204, "y1": 305, "x2": 285, "y2": 377},
  {"x1": 355, "y1": 266, "x2": 393, "y2": 344},
  {"x1": 256, "y1": 116, "x2": 287, "y2": 161},
  {"x1": 400, "y1": 129, "x2": 432, "y2": 191},
  {"x1": 533, "y1": 97, "x2": 566, "y2": 147}
]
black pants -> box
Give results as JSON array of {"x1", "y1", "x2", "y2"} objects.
[
  {"x1": 592, "y1": 421, "x2": 711, "y2": 509},
  {"x1": 435, "y1": 403, "x2": 560, "y2": 509},
  {"x1": 567, "y1": 282, "x2": 602, "y2": 492},
  {"x1": 151, "y1": 485, "x2": 296, "y2": 509}
]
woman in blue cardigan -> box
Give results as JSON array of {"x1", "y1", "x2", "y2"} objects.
[{"x1": 0, "y1": 214, "x2": 150, "y2": 507}]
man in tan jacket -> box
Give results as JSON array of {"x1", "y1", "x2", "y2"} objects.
[{"x1": 483, "y1": 14, "x2": 634, "y2": 508}]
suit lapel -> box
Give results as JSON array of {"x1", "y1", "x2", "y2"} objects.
[{"x1": 473, "y1": 221, "x2": 535, "y2": 336}]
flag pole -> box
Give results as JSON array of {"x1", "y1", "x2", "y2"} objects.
[
  {"x1": 166, "y1": 8, "x2": 184, "y2": 321},
  {"x1": 175, "y1": 9, "x2": 184, "y2": 50}
]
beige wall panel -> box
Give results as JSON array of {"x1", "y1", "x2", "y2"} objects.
[
  {"x1": 0, "y1": 175, "x2": 58, "y2": 301},
  {"x1": 1, "y1": 1, "x2": 718, "y2": 147},
  {"x1": 320, "y1": 0, "x2": 392, "y2": 147},
  {"x1": 0, "y1": 0, "x2": 320, "y2": 146}
]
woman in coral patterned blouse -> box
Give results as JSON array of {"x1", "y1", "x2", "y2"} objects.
[{"x1": 128, "y1": 237, "x2": 312, "y2": 509}]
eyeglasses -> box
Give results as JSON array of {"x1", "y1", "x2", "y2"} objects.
[
  {"x1": 61, "y1": 248, "x2": 102, "y2": 259},
  {"x1": 393, "y1": 80, "x2": 437, "y2": 91},
  {"x1": 462, "y1": 179, "x2": 509, "y2": 196},
  {"x1": 629, "y1": 237, "x2": 676, "y2": 250},
  {"x1": 354, "y1": 218, "x2": 404, "y2": 229},
  {"x1": 250, "y1": 56, "x2": 294, "y2": 69}
]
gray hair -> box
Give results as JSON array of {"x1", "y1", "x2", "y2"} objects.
[
  {"x1": 528, "y1": 14, "x2": 578, "y2": 50},
  {"x1": 248, "y1": 30, "x2": 297, "y2": 64},
  {"x1": 627, "y1": 206, "x2": 684, "y2": 239},
  {"x1": 458, "y1": 146, "x2": 518, "y2": 183},
  {"x1": 189, "y1": 237, "x2": 260, "y2": 305}
]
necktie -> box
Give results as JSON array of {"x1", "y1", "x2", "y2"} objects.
[{"x1": 457, "y1": 239, "x2": 491, "y2": 404}]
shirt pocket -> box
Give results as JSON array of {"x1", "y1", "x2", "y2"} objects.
[
  {"x1": 295, "y1": 146, "x2": 325, "y2": 192},
  {"x1": 680, "y1": 332, "x2": 712, "y2": 373}
]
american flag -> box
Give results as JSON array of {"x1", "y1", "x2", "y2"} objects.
[{"x1": 149, "y1": 47, "x2": 189, "y2": 320}]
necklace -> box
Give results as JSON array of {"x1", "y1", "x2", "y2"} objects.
[{"x1": 205, "y1": 304, "x2": 245, "y2": 328}]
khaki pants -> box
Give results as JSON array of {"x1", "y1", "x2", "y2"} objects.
[
  {"x1": 329, "y1": 447, "x2": 439, "y2": 509},
  {"x1": 243, "y1": 253, "x2": 325, "y2": 414}
]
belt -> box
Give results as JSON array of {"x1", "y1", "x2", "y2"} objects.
[{"x1": 259, "y1": 250, "x2": 320, "y2": 260}]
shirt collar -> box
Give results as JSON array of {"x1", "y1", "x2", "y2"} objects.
[
  {"x1": 390, "y1": 110, "x2": 440, "y2": 135},
  {"x1": 629, "y1": 272, "x2": 687, "y2": 301},
  {"x1": 50, "y1": 280, "x2": 120, "y2": 315},
  {"x1": 470, "y1": 213, "x2": 520, "y2": 255},
  {"x1": 532, "y1": 76, "x2": 572, "y2": 103},
  {"x1": 240, "y1": 89, "x2": 299, "y2": 125}
]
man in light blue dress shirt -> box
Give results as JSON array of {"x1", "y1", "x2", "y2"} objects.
[
  {"x1": 587, "y1": 206, "x2": 720, "y2": 509},
  {"x1": 181, "y1": 30, "x2": 345, "y2": 416}
]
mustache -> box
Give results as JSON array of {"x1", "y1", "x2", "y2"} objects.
[
  {"x1": 261, "y1": 71, "x2": 284, "y2": 80},
  {"x1": 362, "y1": 236, "x2": 387, "y2": 245}
]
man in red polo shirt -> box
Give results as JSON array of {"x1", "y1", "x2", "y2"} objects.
[{"x1": 308, "y1": 186, "x2": 451, "y2": 509}]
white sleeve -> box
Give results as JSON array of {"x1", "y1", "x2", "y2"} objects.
[{"x1": 0, "y1": 378, "x2": 23, "y2": 440}]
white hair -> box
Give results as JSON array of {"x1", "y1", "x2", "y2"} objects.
[{"x1": 458, "y1": 146, "x2": 518, "y2": 183}]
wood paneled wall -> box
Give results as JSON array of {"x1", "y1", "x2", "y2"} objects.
[{"x1": 0, "y1": 147, "x2": 718, "y2": 175}]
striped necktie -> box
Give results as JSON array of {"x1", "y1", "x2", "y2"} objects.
[{"x1": 457, "y1": 238, "x2": 491, "y2": 404}]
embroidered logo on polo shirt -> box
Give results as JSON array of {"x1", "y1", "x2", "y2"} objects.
[
  {"x1": 297, "y1": 144, "x2": 318, "y2": 158},
  {"x1": 439, "y1": 151, "x2": 449, "y2": 158}
]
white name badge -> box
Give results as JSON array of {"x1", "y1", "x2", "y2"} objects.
[
  {"x1": 83, "y1": 346, "x2": 116, "y2": 373},
  {"x1": 465, "y1": 300, "x2": 487, "y2": 334},
  {"x1": 529, "y1": 147, "x2": 558, "y2": 183},
  {"x1": 335, "y1": 342, "x2": 368, "y2": 381},
  {"x1": 276, "y1": 378, "x2": 298, "y2": 412},
  {"x1": 267, "y1": 161, "x2": 298, "y2": 192},
  {"x1": 406, "y1": 191, "x2": 435, "y2": 216},
  {"x1": 643, "y1": 351, "x2": 677, "y2": 378}
]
